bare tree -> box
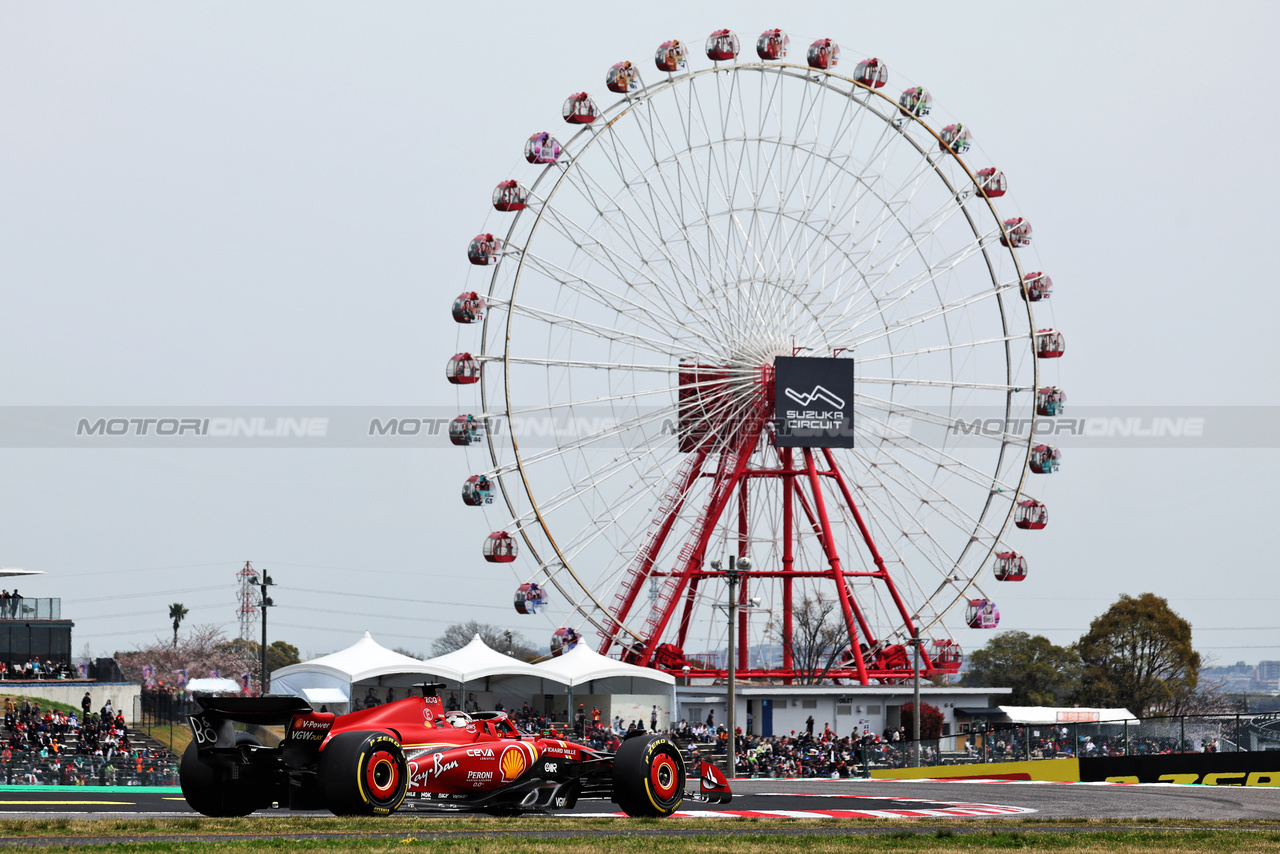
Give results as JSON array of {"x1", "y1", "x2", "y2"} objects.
[
  {"x1": 431, "y1": 621, "x2": 540, "y2": 662},
  {"x1": 768, "y1": 595, "x2": 847, "y2": 684}
]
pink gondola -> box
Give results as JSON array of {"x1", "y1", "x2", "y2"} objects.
[
  {"x1": 524, "y1": 132, "x2": 563, "y2": 165},
  {"x1": 966, "y1": 599, "x2": 1000, "y2": 629}
]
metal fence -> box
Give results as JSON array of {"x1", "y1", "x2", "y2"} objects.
[
  {"x1": 721, "y1": 714, "x2": 1280, "y2": 778},
  {"x1": 0, "y1": 754, "x2": 178, "y2": 786},
  {"x1": 133, "y1": 691, "x2": 200, "y2": 753},
  {"x1": 0, "y1": 598, "x2": 60, "y2": 621},
  {"x1": 856, "y1": 714, "x2": 1280, "y2": 773}
]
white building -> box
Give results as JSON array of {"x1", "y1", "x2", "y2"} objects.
[{"x1": 675, "y1": 684, "x2": 1012, "y2": 739}]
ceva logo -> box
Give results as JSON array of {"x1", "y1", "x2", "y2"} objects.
[{"x1": 784, "y1": 385, "x2": 845, "y2": 410}]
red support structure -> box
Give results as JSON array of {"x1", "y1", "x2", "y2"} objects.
[
  {"x1": 597, "y1": 445, "x2": 709, "y2": 656},
  {"x1": 801, "y1": 448, "x2": 871, "y2": 684},
  {"x1": 737, "y1": 479, "x2": 749, "y2": 672},
  {"x1": 597, "y1": 365, "x2": 957, "y2": 684},
  {"x1": 636, "y1": 405, "x2": 766, "y2": 666},
  {"x1": 821, "y1": 448, "x2": 936, "y2": 671},
  {"x1": 780, "y1": 448, "x2": 795, "y2": 679}
]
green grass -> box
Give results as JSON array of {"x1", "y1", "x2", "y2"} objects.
[
  {"x1": 0, "y1": 817, "x2": 1277, "y2": 851},
  {"x1": 0, "y1": 694, "x2": 82, "y2": 717}
]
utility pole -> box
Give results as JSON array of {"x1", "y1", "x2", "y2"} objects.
[
  {"x1": 911, "y1": 629, "x2": 922, "y2": 767},
  {"x1": 258, "y1": 570, "x2": 275, "y2": 695},
  {"x1": 711, "y1": 555, "x2": 751, "y2": 779}
]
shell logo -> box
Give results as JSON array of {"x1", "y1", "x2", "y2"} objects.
[{"x1": 499, "y1": 745, "x2": 528, "y2": 782}]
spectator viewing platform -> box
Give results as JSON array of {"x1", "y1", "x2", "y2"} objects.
[{"x1": 0, "y1": 599, "x2": 60, "y2": 621}]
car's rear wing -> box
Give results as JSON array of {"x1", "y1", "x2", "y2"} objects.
[{"x1": 188, "y1": 694, "x2": 336, "y2": 766}]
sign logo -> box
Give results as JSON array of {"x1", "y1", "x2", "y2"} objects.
[
  {"x1": 774, "y1": 356, "x2": 855, "y2": 449},
  {"x1": 784, "y1": 385, "x2": 845, "y2": 410},
  {"x1": 500, "y1": 745, "x2": 528, "y2": 782}
]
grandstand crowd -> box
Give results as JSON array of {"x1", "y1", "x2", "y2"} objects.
[{"x1": 0, "y1": 695, "x2": 179, "y2": 786}]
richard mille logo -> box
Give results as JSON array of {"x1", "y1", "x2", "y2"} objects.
[{"x1": 784, "y1": 385, "x2": 846, "y2": 410}]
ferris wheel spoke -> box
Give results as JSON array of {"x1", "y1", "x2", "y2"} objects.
[
  {"x1": 853, "y1": 333, "x2": 1027, "y2": 364},
  {"x1": 854, "y1": 374, "x2": 1018, "y2": 393},
  {"x1": 847, "y1": 278, "x2": 1016, "y2": 351},
  {"x1": 515, "y1": 250, "x2": 720, "y2": 347},
  {"x1": 568, "y1": 126, "x2": 736, "y2": 332},
  {"x1": 481, "y1": 354, "x2": 674, "y2": 373},
  {"x1": 854, "y1": 391, "x2": 1026, "y2": 447},
  {"x1": 839, "y1": 436, "x2": 1003, "y2": 558},
  {"x1": 523, "y1": 202, "x2": 731, "y2": 346},
  {"x1": 476, "y1": 403, "x2": 679, "y2": 479},
  {"x1": 851, "y1": 413, "x2": 1024, "y2": 506}
]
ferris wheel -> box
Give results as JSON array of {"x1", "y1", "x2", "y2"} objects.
[{"x1": 447, "y1": 28, "x2": 1064, "y2": 683}]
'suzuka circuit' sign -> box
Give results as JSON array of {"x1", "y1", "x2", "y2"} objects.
[{"x1": 773, "y1": 356, "x2": 855, "y2": 448}]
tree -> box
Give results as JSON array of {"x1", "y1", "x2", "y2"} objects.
[
  {"x1": 899, "y1": 701, "x2": 944, "y2": 739},
  {"x1": 266, "y1": 640, "x2": 300, "y2": 672},
  {"x1": 768, "y1": 596, "x2": 847, "y2": 684},
  {"x1": 168, "y1": 603, "x2": 189, "y2": 648},
  {"x1": 962, "y1": 631, "x2": 1082, "y2": 706},
  {"x1": 431, "y1": 622, "x2": 539, "y2": 662},
  {"x1": 1076, "y1": 593, "x2": 1201, "y2": 716},
  {"x1": 216, "y1": 639, "x2": 303, "y2": 674},
  {"x1": 116, "y1": 624, "x2": 259, "y2": 689}
]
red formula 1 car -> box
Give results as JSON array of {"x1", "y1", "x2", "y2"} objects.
[{"x1": 179, "y1": 686, "x2": 731, "y2": 818}]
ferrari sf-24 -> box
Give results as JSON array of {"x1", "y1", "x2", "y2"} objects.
[{"x1": 180, "y1": 685, "x2": 731, "y2": 817}]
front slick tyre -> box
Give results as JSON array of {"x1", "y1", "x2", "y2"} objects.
[
  {"x1": 319, "y1": 731, "x2": 408, "y2": 816},
  {"x1": 612, "y1": 734, "x2": 685, "y2": 818}
]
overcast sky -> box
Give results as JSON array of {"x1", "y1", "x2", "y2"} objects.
[{"x1": 1, "y1": 2, "x2": 1277, "y2": 670}]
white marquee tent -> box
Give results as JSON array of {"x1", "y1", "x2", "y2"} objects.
[
  {"x1": 416, "y1": 634, "x2": 551, "y2": 683},
  {"x1": 270, "y1": 631, "x2": 440, "y2": 708}
]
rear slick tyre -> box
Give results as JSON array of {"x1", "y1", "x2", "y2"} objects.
[
  {"x1": 180, "y1": 732, "x2": 270, "y2": 817},
  {"x1": 319, "y1": 730, "x2": 408, "y2": 816},
  {"x1": 612, "y1": 734, "x2": 685, "y2": 818}
]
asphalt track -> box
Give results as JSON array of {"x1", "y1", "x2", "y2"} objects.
[{"x1": 0, "y1": 776, "x2": 1277, "y2": 820}]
